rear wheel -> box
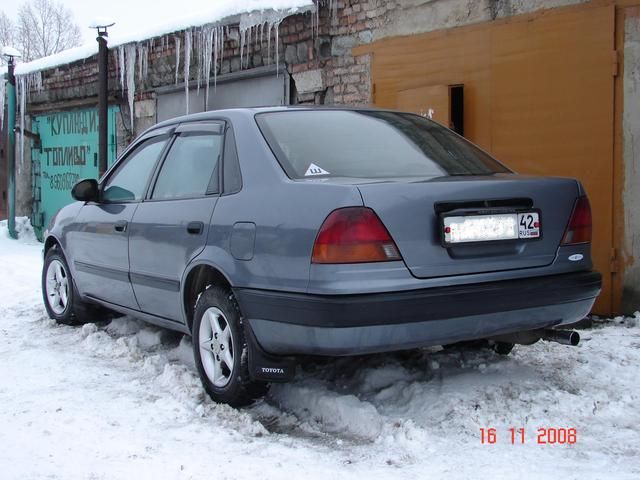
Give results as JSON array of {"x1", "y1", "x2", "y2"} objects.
[
  {"x1": 192, "y1": 286, "x2": 268, "y2": 407},
  {"x1": 42, "y1": 246, "x2": 102, "y2": 325}
]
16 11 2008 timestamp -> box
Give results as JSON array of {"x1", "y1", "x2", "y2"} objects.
[{"x1": 480, "y1": 427, "x2": 577, "y2": 445}]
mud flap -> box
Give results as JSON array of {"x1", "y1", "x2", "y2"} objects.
[{"x1": 245, "y1": 323, "x2": 296, "y2": 382}]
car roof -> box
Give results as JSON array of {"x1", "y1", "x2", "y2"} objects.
[{"x1": 149, "y1": 105, "x2": 392, "y2": 132}]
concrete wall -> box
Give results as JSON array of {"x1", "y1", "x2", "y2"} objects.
[
  {"x1": 622, "y1": 8, "x2": 640, "y2": 313},
  {"x1": 370, "y1": 0, "x2": 589, "y2": 42}
]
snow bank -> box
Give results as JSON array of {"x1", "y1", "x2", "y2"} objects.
[
  {"x1": 1, "y1": 231, "x2": 639, "y2": 479},
  {"x1": 13, "y1": 0, "x2": 314, "y2": 76},
  {"x1": 0, "y1": 216, "x2": 39, "y2": 244}
]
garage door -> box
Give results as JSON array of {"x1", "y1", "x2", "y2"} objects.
[
  {"x1": 361, "y1": 4, "x2": 616, "y2": 314},
  {"x1": 30, "y1": 107, "x2": 119, "y2": 240},
  {"x1": 157, "y1": 68, "x2": 289, "y2": 122}
]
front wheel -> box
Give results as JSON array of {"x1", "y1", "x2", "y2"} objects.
[
  {"x1": 42, "y1": 246, "x2": 102, "y2": 325},
  {"x1": 192, "y1": 286, "x2": 268, "y2": 407}
]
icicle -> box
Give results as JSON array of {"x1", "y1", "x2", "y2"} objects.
[
  {"x1": 125, "y1": 44, "x2": 137, "y2": 132},
  {"x1": 144, "y1": 44, "x2": 149, "y2": 79},
  {"x1": 203, "y1": 26, "x2": 215, "y2": 108},
  {"x1": 196, "y1": 28, "x2": 202, "y2": 94},
  {"x1": 239, "y1": 27, "x2": 244, "y2": 70},
  {"x1": 212, "y1": 27, "x2": 218, "y2": 95},
  {"x1": 137, "y1": 47, "x2": 142, "y2": 85},
  {"x1": 328, "y1": 0, "x2": 338, "y2": 23},
  {"x1": 31, "y1": 72, "x2": 43, "y2": 92},
  {"x1": 136, "y1": 44, "x2": 148, "y2": 88},
  {"x1": 118, "y1": 46, "x2": 125, "y2": 93},
  {"x1": 267, "y1": 23, "x2": 271, "y2": 63},
  {"x1": 18, "y1": 76, "x2": 26, "y2": 171},
  {"x1": 174, "y1": 35, "x2": 181, "y2": 85},
  {"x1": 275, "y1": 20, "x2": 281, "y2": 75},
  {"x1": 198, "y1": 26, "x2": 214, "y2": 97},
  {"x1": 216, "y1": 25, "x2": 224, "y2": 90},
  {"x1": 247, "y1": 25, "x2": 252, "y2": 69},
  {"x1": 184, "y1": 29, "x2": 192, "y2": 115}
]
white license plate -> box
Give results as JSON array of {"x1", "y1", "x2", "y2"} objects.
[{"x1": 443, "y1": 212, "x2": 540, "y2": 244}]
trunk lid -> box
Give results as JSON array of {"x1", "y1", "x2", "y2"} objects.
[{"x1": 357, "y1": 173, "x2": 580, "y2": 278}]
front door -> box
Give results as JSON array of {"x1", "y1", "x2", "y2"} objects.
[
  {"x1": 128, "y1": 122, "x2": 224, "y2": 322},
  {"x1": 67, "y1": 135, "x2": 169, "y2": 309}
]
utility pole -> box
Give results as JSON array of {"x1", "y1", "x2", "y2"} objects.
[
  {"x1": 92, "y1": 20, "x2": 114, "y2": 177},
  {"x1": 2, "y1": 47, "x2": 22, "y2": 239}
]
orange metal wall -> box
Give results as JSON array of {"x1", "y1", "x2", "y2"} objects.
[{"x1": 361, "y1": 4, "x2": 617, "y2": 314}]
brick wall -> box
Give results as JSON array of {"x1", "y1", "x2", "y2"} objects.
[
  {"x1": 23, "y1": 0, "x2": 589, "y2": 132},
  {"x1": 25, "y1": 3, "x2": 386, "y2": 118}
]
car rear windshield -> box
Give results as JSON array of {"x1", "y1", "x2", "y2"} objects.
[{"x1": 256, "y1": 110, "x2": 511, "y2": 179}]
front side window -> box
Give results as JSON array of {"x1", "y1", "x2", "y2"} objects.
[
  {"x1": 151, "y1": 133, "x2": 223, "y2": 200},
  {"x1": 102, "y1": 138, "x2": 166, "y2": 202},
  {"x1": 256, "y1": 110, "x2": 511, "y2": 179}
]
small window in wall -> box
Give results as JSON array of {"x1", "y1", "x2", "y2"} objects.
[
  {"x1": 450, "y1": 85, "x2": 464, "y2": 136},
  {"x1": 152, "y1": 133, "x2": 222, "y2": 200}
]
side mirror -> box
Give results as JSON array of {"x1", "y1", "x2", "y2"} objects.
[{"x1": 71, "y1": 178, "x2": 99, "y2": 202}]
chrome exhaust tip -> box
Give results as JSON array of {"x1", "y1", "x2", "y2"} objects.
[{"x1": 542, "y1": 329, "x2": 580, "y2": 346}]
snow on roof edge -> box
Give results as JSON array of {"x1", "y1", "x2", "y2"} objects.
[{"x1": 14, "y1": 0, "x2": 315, "y2": 76}]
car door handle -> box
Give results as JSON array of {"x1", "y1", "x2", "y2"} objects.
[
  {"x1": 187, "y1": 221, "x2": 204, "y2": 235},
  {"x1": 114, "y1": 220, "x2": 128, "y2": 232}
]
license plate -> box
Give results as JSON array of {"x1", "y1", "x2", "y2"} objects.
[{"x1": 443, "y1": 211, "x2": 540, "y2": 244}]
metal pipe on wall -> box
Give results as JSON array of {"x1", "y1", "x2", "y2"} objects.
[
  {"x1": 97, "y1": 31, "x2": 108, "y2": 177},
  {"x1": 6, "y1": 57, "x2": 17, "y2": 239}
]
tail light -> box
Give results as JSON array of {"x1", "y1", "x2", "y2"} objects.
[
  {"x1": 561, "y1": 196, "x2": 592, "y2": 245},
  {"x1": 312, "y1": 207, "x2": 402, "y2": 264}
]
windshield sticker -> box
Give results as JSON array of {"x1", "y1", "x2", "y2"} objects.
[{"x1": 304, "y1": 163, "x2": 330, "y2": 176}]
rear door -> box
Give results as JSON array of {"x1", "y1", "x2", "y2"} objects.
[
  {"x1": 128, "y1": 122, "x2": 224, "y2": 322},
  {"x1": 68, "y1": 134, "x2": 169, "y2": 309}
]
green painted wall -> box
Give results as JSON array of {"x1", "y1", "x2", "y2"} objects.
[{"x1": 32, "y1": 106, "x2": 119, "y2": 241}]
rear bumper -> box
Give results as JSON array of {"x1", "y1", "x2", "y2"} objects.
[{"x1": 234, "y1": 270, "x2": 602, "y2": 356}]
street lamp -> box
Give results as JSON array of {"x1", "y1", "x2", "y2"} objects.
[
  {"x1": 90, "y1": 19, "x2": 115, "y2": 177},
  {"x1": 2, "y1": 46, "x2": 22, "y2": 239}
]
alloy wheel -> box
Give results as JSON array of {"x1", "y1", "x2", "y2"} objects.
[
  {"x1": 45, "y1": 259, "x2": 69, "y2": 315},
  {"x1": 199, "y1": 307, "x2": 235, "y2": 387}
]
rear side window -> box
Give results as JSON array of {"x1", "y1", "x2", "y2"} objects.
[
  {"x1": 152, "y1": 133, "x2": 222, "y2": 200},
  {"x1": 102, "y1": 137, "x2": 166, "y2": 202},
  {"x1": 256, "y1": 110, "x2": 511, "y2": 179}
]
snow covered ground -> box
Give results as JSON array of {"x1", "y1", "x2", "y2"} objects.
[{"x1": 1, "y1": 218, "x2": 639, "y2": 479}]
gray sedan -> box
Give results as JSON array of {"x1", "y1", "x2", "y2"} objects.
[{"x1": 41, "y1": 107, "x2": 601, "y2": 406}]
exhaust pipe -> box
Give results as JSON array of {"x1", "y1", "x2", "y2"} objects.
[{"x1": 542, "y1": 329, "x2": 580, "y2": 346}]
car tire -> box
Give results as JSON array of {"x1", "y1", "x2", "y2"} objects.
[
  {"x1": 42, "y1": 246, "x2": 102, "y2": 325},
  {"x1": 192, "y1": 286, "x2": 268, "y2": 407}
]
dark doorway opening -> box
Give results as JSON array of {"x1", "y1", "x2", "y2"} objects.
[{"x1": 450, "y1": 85, "x2": 464, "y2": 136}]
